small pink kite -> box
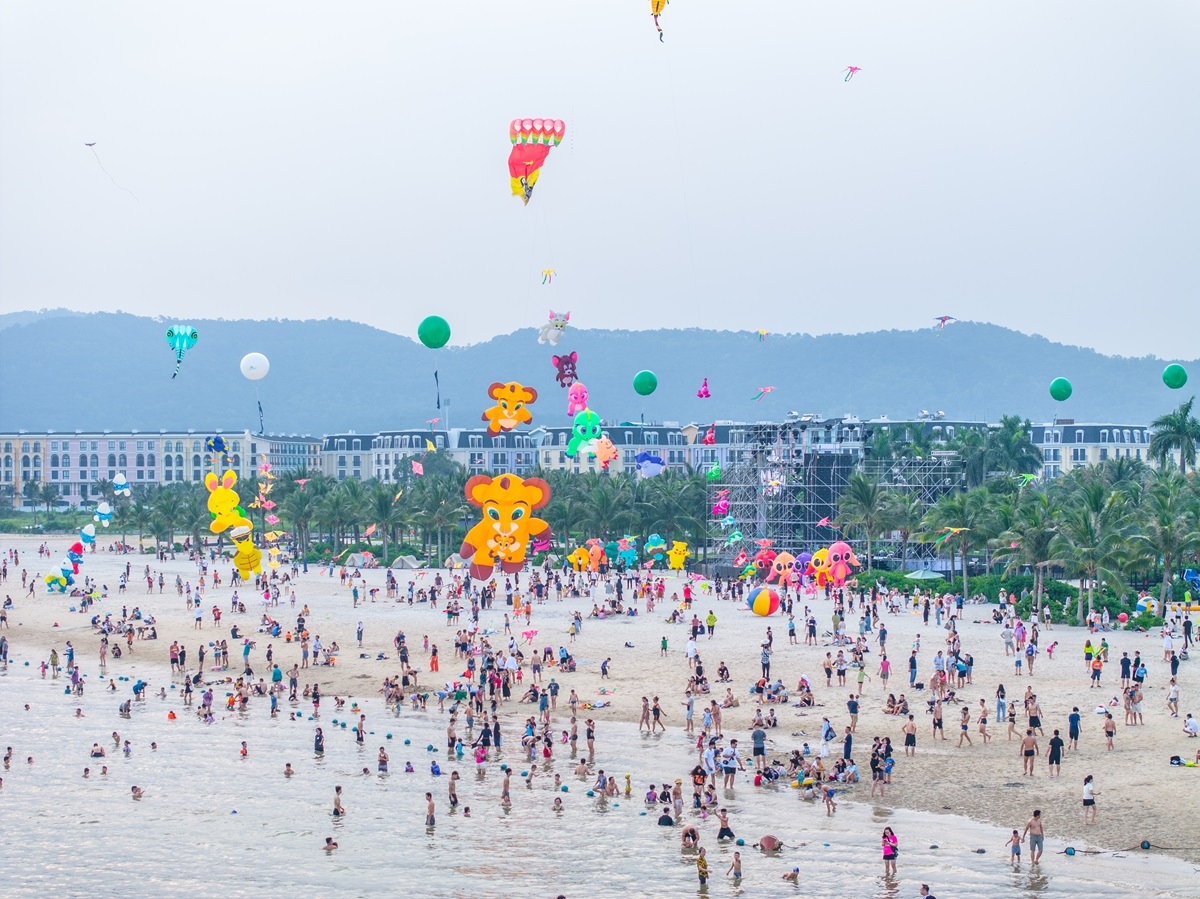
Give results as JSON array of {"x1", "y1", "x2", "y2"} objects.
[
  {"x1": 751, "y1": 386, "x2": 775, "y2": 402},
  {"x1": 844, "y1": 66, "x2": 861, "y2": 81},
  {"x1": 816, "y1": 517, "x2": 840, "y2": 530},
  {"x1": 933, "y1": 315, "x2": 956, "y2": 330},
  {"x1": 411, "y1": 460, "x2": 424, "y2": 476},
  {"x1": 696, "y1": 377, "x2": 710, "y2": 398},
  {"x1": 521, "y1": 629, "x2": 538, "y2": 645}
]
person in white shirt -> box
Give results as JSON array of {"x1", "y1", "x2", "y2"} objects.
[{"x1": 1183, "y1": 714, "x2": 1199, "y2": 737}]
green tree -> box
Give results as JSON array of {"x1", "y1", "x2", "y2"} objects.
[
  {"x1": 837, "y1": 473, "x2": 890, "y2": 570},
  {"x1": 922, "y1": 487, "x2": 994, "y2": 597},
  {"x1": 886, "y1": 491, "x2": 925, "y2": 571},
  {"x1": 1051, "y1": 480, "x2": 1130, "y2": 624},
  {"x1": 1149, "y1": 397, "x2": 1200, "y2": 475},
  {"x1": 987, "y1": 416, "x2": 1042, "y2": 477},
  {"x1": 1131, "y1": 471, "x2": 1200, "y2": 604},
  {"x1": 992, "y1": 491, "x2": 1060, "y2": 617}
]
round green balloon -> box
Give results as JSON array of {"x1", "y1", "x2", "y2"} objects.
[
  {"x1": 1163, "y1": 363, "x2": 1188, "y2": 390},
  {"x1": 632, "y1": 370, "x2": 658, "y2": 396},
  {"x1": 417, "y1": 316, "x2": 450, "y2": 349},
  {"x1": 1049, "y1": 377, "x2": 1073, "y2": 402}
]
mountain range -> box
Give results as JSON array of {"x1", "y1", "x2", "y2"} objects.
[{"x1": 0, "y1": 311, "x2": 1192, "y2": 435}]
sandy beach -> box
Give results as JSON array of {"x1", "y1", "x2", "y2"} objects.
[{"x1": 3, "y1": 533, "x2": 1196, "y2": 875}]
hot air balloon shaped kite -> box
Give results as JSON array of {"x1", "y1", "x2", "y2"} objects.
[{"x1": 509, "y1": 118, "x2": 565, "y2": 205}]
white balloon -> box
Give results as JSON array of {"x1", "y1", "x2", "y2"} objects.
[{"x1": 240, "y1": 352, "x2": 270, "y2": 381}]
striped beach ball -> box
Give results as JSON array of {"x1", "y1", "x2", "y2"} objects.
[{"x1": 747, "y1": 586, "x2": 780, "y2": 617}]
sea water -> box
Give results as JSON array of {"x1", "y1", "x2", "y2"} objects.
[{"x1": 0, "y1": 659, "x2": 1192, "y2": 899}]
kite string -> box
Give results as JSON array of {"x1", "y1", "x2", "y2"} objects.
[{"x1": 89, "y1": 147, "x2": 139, "y2": 201}]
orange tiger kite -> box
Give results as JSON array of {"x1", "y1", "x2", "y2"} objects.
[{"x1": 481, "y1": 381, "x2": 538, "y2": 435}]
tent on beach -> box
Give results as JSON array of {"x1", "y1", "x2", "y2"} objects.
[
  {"x1": 344, "y1": 552, "x2": 378, "y2": 569},
  {"x1": 390, "y1": 555, "x2": 425, "y2": 569}
]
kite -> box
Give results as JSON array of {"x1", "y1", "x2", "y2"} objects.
[
  {"x1": 567, "y1": 410, "x2": 603, "y2": 458},
  {"x1": 751, "y1": 386, "x2": 776, "y2": 402},
  {"x1": 481, "y1": 382, "x2": 538, "y2": 435},
  {"x1": 393, "y1": 488, "x2": 404, "y2": 502},
  {"x1": 805, "y1": 547, "x2": 830, "y2": 587},
  {"x1": 364, "y1": 524, "x2": 377, "y2": 538},
  {"x1": 552, "y1": 352, "x2": 579, "y2": 388},
  {"x1": 696, "y1": 377, "x2": 710, "y2": 399},
  {"x1": 718, "y1": 515, "x2": 737, "y2": 530},
  {"x1": 412, "y1": 461, "x2": 425, "y2": 476},
  {"x1": 112, "y1": 473, "x2": 131, "y2": 496},
  {"x1": 706, "y1": 461, "x2": 722, "y2": 482},
  {"x1": 753, "y1": 549, "x2": 777, "y2": 581},
  {"x1": 295, "y1": 479, "x2": 310, "y2": 490},
  {"x1": 509, "y1": 118, "x2": 565, "y2": 205},
  {"x1": 724, "y1": 530, "x2": 743, "y2": 547},
  {"x1": 711, "y1": 491, "x2": 729, "y2": 516},
  {"x1": 651, "y1": 0, "x2": 667, "y2": 41},
  {"x1": 933, "y1": 315, "x2": 956, "y2": 330},
  {"x1": 425, "y1": 418, "x2": 440, "y2": 429},
  {"x1": 933, "y1": 527, "x2": 970, "y2": 545},
  {"x1": 756, "y1": 330, "x2": 768, "y2": 341},
  {"x1": 1014, "y1": 473, "x2": 1038, "y2": 488},
  {"x1": 635, "y1": 451, "x2": 666, "y2": 478},
  {"x1": 701, "y1": 424, "x2": 716, "y2": 445},
  {"x1": 844, "y1": 66, "x2": 862, "y2": 81},
  {"x1": 205, "y1": 436, "x2": 228, "y2": 464},
  {"x1": 165, "y1": 324, "x2": 198, "y2": 379},
  {"x1": 542, "y1": 269, "x2": 556, "y2": 284},
  {"x1": 84, "y1": 141, "x2": 138, "y2": 200},
  {"x1": 459, "y1": 473, "x2": 552, "y2": 579},
  {"x1": 538, "y1": 309, "x2": 571, "y2": 346},
  {"x1": 767, "y1": 552, "x2": 796, "y2": 585},
  {"x1": 567, "y1": 382, "x2": 589, "y2": 416},
  {"x1": 94, "y1": 501, "x2": 113, "y2": 527},
  {"x1": 816, "y1": 517, "x2": 840, "y2": 530},
  {"x1": 592, "y1": 435, "x2": 618, "y2": 470}
]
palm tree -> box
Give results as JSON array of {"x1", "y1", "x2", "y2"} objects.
[
  {"x1": 886, "y1": 492, "x2": 925, "y2": 571},
  {"x1": 1132, "y1": 471, "x2": 1200, "y2": 603},
  {"x1": 22, "y1": 479, "x2": 42, "y2": 527},
  {"x1": 178, "y1": 487, "x2": 208, "y2": 552},
  {"x1": 38, "y1": 482, "x2": 60, "y2": 520},
  {"x1": 128, "y1": 489, "x2": 154, "y2": 547},
  {"x1": 416, "y1": 478, "x2": 468, "y2": 564},
  {"x1": 988, "y1": 416, "x2": 1042, "y2": 477},
  {"x1": 152, "y1": 486, "x2": 186, "y2": 556},
  {"x1": 317, "y1": 490, "x2": 355, "y2": 551},
  {"x1": 922, "y1": 487, "x2": 994, "y2": 597},
  {"x1": 952, "y1": 428, "x2": 990, "y2": 489},
  {"x1": 367, "y1": 483, "x2": 406, "y2": 564},
  {"x1": 1051, "y1": 480, "x2": 1130, "y2": 624},
  {"x1": 577, "y1": 475, "x2": 636, "y2": 541},
  {"x1": 837, "y1": 473, "x2": 890, "y2": 570},
  {"x1": 1149, "y1": 397, "x2": 1200, "y2": 474},
  {"x1": 992, "y1": 491, "x2": 1059, "y2": 616}
]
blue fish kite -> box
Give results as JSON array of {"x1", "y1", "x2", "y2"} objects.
[
  {"x1": 634, "y1": 451, "x2": 666, "y2": 479},
  {"x1": 165, "y1": 324, "x2": 198, "y2": 379}
]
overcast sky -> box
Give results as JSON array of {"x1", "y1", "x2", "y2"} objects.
[{"x1": 2, "y1": 1, "x2": 1197, "y2": 358}]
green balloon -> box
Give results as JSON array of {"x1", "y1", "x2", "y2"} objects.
[
  {"x1": 417, "y1": 316, "x2": 450, "y2": 349},
  {"x1": 632, "y1": 370, "x2": 658, "y2": 396},
  {"x1": 1049, "y1": 377, "x2": 1072, "y2": 402},
  {"x1": 1163, "y1": 363, "x2": 1188, "y2": 390}
]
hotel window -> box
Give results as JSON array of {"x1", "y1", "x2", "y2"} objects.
[
  {"x1": 1071, "y1": 447, "x2": 1087, "y2": 463},
  {"x1": 352, "y1": 439, "x2": 361, "y2": 451},
  {"x1": 1099, "y1": 448, "x2": 1108, "y2": 461},
  {"x1": 51, "y1": 441, "x2": 59, "y2": 452},
  {"x1": 21, "y1": 441, "x2": 30, "y2": 453},
  {"x1": 491, "y1": 437, "x2": 505, "y2": 448},
  {"x1": 1076, "y1": 430, "x2": 1084, "y2": 443},
  {"x1": 491, "y1": 452, "x2": 506, "y2": 468},
  {"x1": 108, "y1": 454, "x2": 117, "y2": 468},
  {"x1": 469, "y1": 435, "x2": 483, "y2": 448},
  {"x1": 1100, "y1": 430, "x2": 1108, "y2": 443},
  {"x1": 645, "y1": 432, "x2": 659, "y2": 445},
  {"x1": 51, "y1": 454, "x2": 59, "y2": 468},
  {"x1": 147, "y1": 453, "x2": 156, "y2": 467},
  {"x1": 436, "y1": 436, "x2": 445, "y2": 449},
  {"x1": 90, "y1": 454, "x2": 99, "y2": 468},
  {"x1": 118, "y1": 454, "x2": 127, "y2": 467},
  {"x1": 119, "y1": 441, "x2": 127, "y2": 451},
  {"x1": 1123, "y1": 430, "x2": 1131, "y2": 444}
]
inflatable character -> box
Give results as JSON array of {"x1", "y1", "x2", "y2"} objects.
[
  {"x1": 567, "y1": 410, "x2": 602, "y2": 458},
  {"x1": 805, "y1": 547, "x2": 830, "y2": 588},
  {"x1": 481, "y1": 381, "x2": 538, "y2": 435},
  {"x1": 538, "y1": 309, "x2": 570, "y2": 346},
  {"x1": 230, "y1": 526, "x2": 263, "y2": 580},
  {"x1": 459, "y1": 474, "x2": 552, "y2": 580},
  {"x1": 753, "y1": 549, "x2": 777, "y2": 582},
  {"x1": 205, "y1": 471, "x2": 252, "y2": 535},
  {"x1": 79, "y1": 524, "x2": 96, "y2": 546},
  {"x1": 592, "y1": 435, "x2": 618, "y2": 470},
  {"x1": 701, "y1": 424, "x2": 715, "y2": 445},
  {"x1": 94, "y1": 502, "x2": 113, "y2": 528},
  {"x1": 711, "y1": 490, "x2": 729, "y2": 516},
  {"x1": 112, "y1": 473, "x2": 131, "y2": 497},
  {"x1": 767, "y1": 551, "x2": 796, "y2": 585},
  {"x1": 644, "y1": 534, "x2": 667, "y2": 564},
  {"x1": 666, "y1": 541, "x2": 690, "y2": 571},
  {"x1": 45, "y1": 574, "x2": 68, "y2": 593},
  {"x1": 587, "y1": 540, "x2": 605, "y2": 572},
  {"x1": 567, "y1": 547, "x2": 591, "y2": 572},
  {"x1": 567, "y1": 382, "x2": 589, "y2": 416},
  {"x1": 826, "y1": 541, "x2": 860, "y2": 587},
  {"x1": 552, "y1": 352, "x2": 579, "y2": 388},
  {"x1": 617, "y1": 536, "x2": 639, "y2": 568}
]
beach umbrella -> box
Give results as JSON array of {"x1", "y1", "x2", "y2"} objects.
[{"x1": 905, "y1": 569, "x2": 945, "y2": 581}]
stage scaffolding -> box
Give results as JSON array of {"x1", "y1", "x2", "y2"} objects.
[
  {"x1": 861, "y1": 450, "x2": 965, "y2": 563},
  {"x1": 708, "y1": 423, "x2": 858, "y2": 566}
]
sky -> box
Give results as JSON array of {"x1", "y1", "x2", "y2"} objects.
[{"x1": 1, "y1": 1, "x2": 1197, "y2": 358}]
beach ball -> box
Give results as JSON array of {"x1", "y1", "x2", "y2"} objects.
[
  {"x1": 561, "y1": 785, "x2": 568, "y2": 792},
  {"x1": 1118, "y1": 612, "x2": 1128, "y2": 623},
  {"x1": 747, "y1": 585, "x2": 781, "y2": 617},
  {"x1": 240, "y1": 353, "x2": 270, "y2": 381},
  {"x1": 586, "y1": 790, "x2": 595, "y2": 797},
  {"x1": 1049, "y1": 377, "x2": 1072, "y2": 402},
  {"x1": 1163, "y1": 364, "x2": 1188, "y2": 390},
  {"x1": 417, "y1": 316, "x2": 451, "y2": 349},
  {"x1": 632, "y1": 370, "x2": 658, "y2": 396}
]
